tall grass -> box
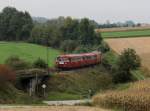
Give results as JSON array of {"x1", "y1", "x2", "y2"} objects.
[{"x1": 93, "y1": 79, "x2": 150, "y2": 111}]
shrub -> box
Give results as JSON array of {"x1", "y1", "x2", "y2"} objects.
[
  {"x1": 33, "y1": 58, "x2": 47, "y2": 69},
  {"x1": 73, "y1": 45, "x2": 90, "y2": 53},
  {"x1": 0, "y1": 65, "x2": 16, "y2": 85},
  {"x1": 113, "y1": 48, "x2": 141, "y2": 83},
  {"x1": 5, "y1": 56, "x2": 31, "y2": 70},
  {"x1": 98, "y1": 42, "x2": 110, "y2": 53}
]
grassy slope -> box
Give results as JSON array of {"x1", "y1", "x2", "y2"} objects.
[
  {"x1": 0, "y1": 42, "x2": 61, "y2": 67},
  {"x1": 101, "y1": 29, "x2": 150, "y2": 38},
  {"x1": 47, "y1": 65, "x2": 113, "y2": 100}
]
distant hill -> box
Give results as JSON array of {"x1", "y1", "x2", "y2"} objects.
[
  {"x1": 0, "y1": 42, "x2": 60, "y2": 67},
  {"x1": 32, "y1": 17, "x2": 49, "y2": 23}
]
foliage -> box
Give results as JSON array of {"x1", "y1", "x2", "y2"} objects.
[
  {"x1": 73, "y1": 45, "x2": 91, "y2": 53},
  {"x1": 33, "y1": 58, "x2": 47, "y2": 69},
  {"x1": 61, "y1": 17, "x2": 80, "y2": 41},
  {"x1": 79, "y1": 18, "x2": 102, "y2": 46},
  {"x1": 98, "y1": 42, "x2": 110, "y2": 53},
  {"x1": 93, "y1": 79, "x2": 150, "y2": 111},
  {"x1": 5, "y1": 56, "x2": 31, "y2": 70},
  {"x1": 0, "y1": 7, "x2": 33, "y2": 41},
  {"x1": 30, "y1": 24, "x2": 62, "y2": 48},
  {"x1": 101, "y1": 51, "x2": 118, "y2": 70},
  {"x1": 31, "y1": 17, "x2": 103, "y2": 53},
  {"x1": 60, "y1": 40, "x2": 78, "y2": 52},
  {"x1": 113, "y1": 48, "x2": 141, "y2": 83},
  {"x1": 0, "y1": 65, "x2": 16, "y2": 85}
]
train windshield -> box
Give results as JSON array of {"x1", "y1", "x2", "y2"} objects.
[{"x1": 57, "y1": 57, "x2": 69, "y2": 62}]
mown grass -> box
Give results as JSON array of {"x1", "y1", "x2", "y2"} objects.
[
  {"x1": 46, "y1": 92, "x2": 82, "y2": 101},
  {"x1": 101, "y1": 30, "x2": 150, "y2": 38},
  {"x1": 0, "y1": 42, "x2": 61, "y2": 67}
]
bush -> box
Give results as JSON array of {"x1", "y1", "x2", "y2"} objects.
[
  {"x1": 113, "y1": 48, "x2": 141, "y2": 83},
  {"x1": 33, "y1": 58, "x2": 47, "y2": 69},
  {"x1": 98, "y1": 42, "x2": 110, "y2": 53},
  {"x1": 5, "y1": 56, "x2": 31, "y2": 70},
  {"x1": 60, "y1": 40, "x2": 78, "y2": 52},
  {"x1": 73, "y1": 45, "x2": 90, "y2": 53},
  {"x1": 0, "y1": 65, "x2": 16, "y2": 86}
]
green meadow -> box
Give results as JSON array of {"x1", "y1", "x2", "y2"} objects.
[{"x1": 0, "y1": 42, "x2": 61, "y2": 67}]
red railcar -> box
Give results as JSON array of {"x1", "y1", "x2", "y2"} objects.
[{"x1": 55, "y1": 51, "x2": 101, "y2": 69}]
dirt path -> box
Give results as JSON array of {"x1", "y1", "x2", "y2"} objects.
[
  {"x1": 0, "y1": 106, "x2": 111, "y2": 111},
  {"x1": 43, "y1": 99, "x2": 91, "y2": 105}
]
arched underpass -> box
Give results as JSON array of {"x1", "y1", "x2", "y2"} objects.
[{"x1": 16, "y1": 69, "x2": 49, "y2": 96}]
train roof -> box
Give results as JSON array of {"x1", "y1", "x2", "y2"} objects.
[{"x1": 58, "y1": 51, "x2": 101, "y2": 58}]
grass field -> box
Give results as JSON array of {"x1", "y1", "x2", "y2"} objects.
[
  {"x1": 105, "y1": 37, "x2": 150, "y2": 76},
  {"x1": 101, "y1": 30, "x2": 150, "y2": 38},
  {"x1": 0, "y1": 42, "x2": 61, "y2": 67}
]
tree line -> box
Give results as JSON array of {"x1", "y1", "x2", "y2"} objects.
[
  {"x1": 30, "y1": 16, "x2": 103, "y2": 52},
  {"x1": 0, "y1": 7, "x2": 105, "y2": 53}
]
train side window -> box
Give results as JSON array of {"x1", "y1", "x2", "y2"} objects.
[
  {"x1": 91, "y1": 55, "x2": 97, "y2": 60},
  {"x1": 86, "y1": 56, "x2": 92, "y2": 60},
  {"x1": 63, "y1": 58, "x2": 69, "y2": 62},
  {"x1": 71, "y1": 57, "x2": 82, "y2": 62}
]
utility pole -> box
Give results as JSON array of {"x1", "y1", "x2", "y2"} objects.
[{"x1": 46, "y1": 37, "x2": 50, "y2": 75}]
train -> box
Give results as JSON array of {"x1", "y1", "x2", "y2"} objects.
[{"x1": 55, "y1": 51, "x2": 102, "y2": 69}]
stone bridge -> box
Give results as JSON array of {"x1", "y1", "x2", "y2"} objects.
[{"x1": 16, "y1": 68, "x2": 49, "y2": 96}]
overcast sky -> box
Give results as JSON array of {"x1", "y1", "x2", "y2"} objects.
[{"x1": 0, "y1": 0, "x2": 150, "y2": 23}]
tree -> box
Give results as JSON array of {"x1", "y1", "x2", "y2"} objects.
[
  {"x1": 0, "y1": 7, "x2": 33, "y2": 41},
  {"x1": 79, "y1": 18, "x2": 102, "y2": 46},
  {"x1": 61, "y1": 40, "x2": 78, "y2": 52},
  {"x1": 113, "y1": 48, "x2": 141, "y2": 83},
  {"x1": 61, "y1": 17, "x2": 80, "y2": 40}
]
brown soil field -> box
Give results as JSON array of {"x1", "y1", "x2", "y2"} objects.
[
  {"x1": 96, "y1": 26, "x2": 150, "y2": 32},
  {"x1": 0, "y1": 106, "x2": 111, "y2": 111},
  {"x1": 105, "y1": 37, "x2": 150, "y2": 71}
]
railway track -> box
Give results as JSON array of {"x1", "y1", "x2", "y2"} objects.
[{"x1": 51, "y1": 64, "x2": 100, "y2": 74}]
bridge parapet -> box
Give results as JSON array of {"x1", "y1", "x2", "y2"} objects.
[{"x1": 16, "y1": 68, "x2": 49, "y2": 79}]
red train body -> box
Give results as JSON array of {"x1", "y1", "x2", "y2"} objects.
[{"x1": 56, "y1": 51, "x2": 101, "y2": 69}]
